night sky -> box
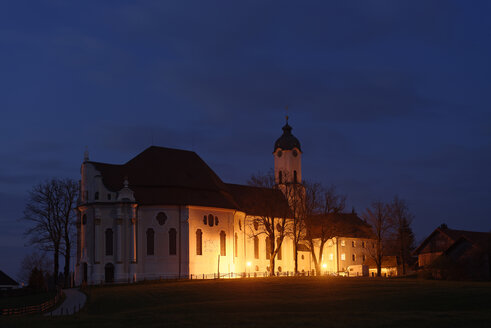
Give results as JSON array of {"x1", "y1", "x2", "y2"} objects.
[{"x1": 1, "y1": 1, "x2": 491, "y2": 279}]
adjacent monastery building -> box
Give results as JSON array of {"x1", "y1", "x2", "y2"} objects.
[{"x1": 75, "y1": 120, "x2": 375, "y2": 284}]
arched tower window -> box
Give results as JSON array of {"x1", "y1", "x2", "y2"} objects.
[
  {"x1": 220, "y1": 231, "x2": 226, "y2": 256},
  {"x1": 169, "y1": 228, "x2": 177, "y2": 255},
  {"x1": 105, "y1": 229, "x2": 113, "y2": 256},
  {"x1": 156, "y1": 212, "x2": 167, "y2": 225},
  {"x1": 208, "y1": 214, "x2": 214, "y2": 227},
  {"x1": 146, "y1": 229, "x2": 155, "y2": 255},
  {"x1": 293, "y1": 170, "x2": 298, "y2": 183},
  {"x1": 196, "y1": 229, "x2": 202, "y2": 255},
  {"x1": 254, "y1": 236, "x2": 259, "y2": 259}
]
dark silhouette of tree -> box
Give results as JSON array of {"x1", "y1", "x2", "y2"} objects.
[
  {"x1": 22, "y1": 178, "x2": 78, "y2": 287},
  {"x1": 304, "y1": 185, "x2": 346, "y2": 276},
  {"x1": 18, "y1": 251, "x2": 53, "y2": 284},
  {"x1": 247, "y1": 171, "x2": 289, "y2": 276},
  {"x1": 362, "y1": 201, "x2": 393, "y2": 277},
  {"x1": 389, "y1": 196, "x2": 415, "y2": 275}
]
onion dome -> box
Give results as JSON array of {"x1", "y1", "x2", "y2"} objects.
[{"x1": 274, "y1": 118, "x2": 301, "y2": 152}]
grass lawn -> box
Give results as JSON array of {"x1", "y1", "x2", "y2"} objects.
[{"x1": 2, "y1": 277, "x2": 491, "y2": 327}]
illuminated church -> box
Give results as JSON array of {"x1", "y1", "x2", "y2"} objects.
[{"x1": 75, "y1": 120, "x2": 374, "y2": 284}]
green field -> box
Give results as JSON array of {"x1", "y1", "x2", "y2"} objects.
[{"x1": 2, "y1": 277, "x2": 491, "y2": 327}]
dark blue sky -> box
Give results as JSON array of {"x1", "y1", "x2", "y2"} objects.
[{"x1": 1, "y1": 1, "x2": 491, "y2": 279}]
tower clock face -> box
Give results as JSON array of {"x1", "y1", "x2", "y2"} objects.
[
  {"x1": 292, "y1": 150, "x2": 298, "y2": 157},
  {"x1": 277, "y1": 150, "x2": 282, "y2": 157}
]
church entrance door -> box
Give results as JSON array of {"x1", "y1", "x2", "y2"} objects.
[{"x1": 105, "y1": 263, "x2": 114, "y2": 283}]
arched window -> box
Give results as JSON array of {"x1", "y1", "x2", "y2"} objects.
[
  {"x1": 255, "y1": 265, "x2": 259, "y2": 272},
  {"x1": 234, "y1": 233, "x2": 238, "y2": 257},
  {"x1": 105, "y1": 229, "x2": 113, "y2": 256},
  {"x1": 352, "y1": 254, "x2": 356, "y2": 262},
  {"x1": 276, "y1": 237, "x2": 282, "y2": 260},
  {"x1": 278, "y1": 266, "x2": 282, "y2": 273},
  {"x1": 254, "y1": 236, "x2": 259, "y2": 259},
  {"x1": 196, "y1": 229, "x2": 202, "y2": 255},
  {"x1": 169, "y1": 228, "x2": 177, "y2": 255},
  {"x1": 215, "y1": 216, "x2": 219, "y2": 225},
  {"x1": 146, "y1": 229, "x2": 155, "y2": 255},
  {"x1": 220, "y1": 231, "x2": 226, "y2": 256},
  {"x1": 208, "y1": 214, "x2": 214, "y2": 227},
  {"x1": 94, "y1": 192, "x2": 99, "y2": 200},
  {"x1": 265, "y1": 237, "x2": 271, "y2": 259},
  {"x1": 279, "y1": 171, "x2": 283, "y2": 184},
  {"x1": 104, "y1": 263, "x2": 114, "y2": 283},
  {"x1": 203, "y1": 215, "x2": 207, "y2": 225},
  {"x1": 293, "y1": 170, "x2": 298, "y2": 183},
  {"x1": 156, "y1": 212, "x2": 167, "y2": 225}
]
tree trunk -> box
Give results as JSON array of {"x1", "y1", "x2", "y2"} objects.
[
  {"x1": 64, "y1": 243, "x2": 70, "y2": 288},
  {"x1": 316, "y1": 241, "x2": 326, "y2": 276},
  {"x1": 377, "y1": 262, "x2": 381, "y2": 277},
  {"x1": 53, "y1": 245, "x2": 59, "y2": 286},
  {"x1": 293, "y1": 243, "x2": 298, "y2": 274},
  {"x1": 269, "y1": 257, "x2": 275, "y2": 276}
]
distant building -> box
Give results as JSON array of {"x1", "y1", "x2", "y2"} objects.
[
  {"x1": 0, "y1": 270, "x2": 19, "y2": 290},
  {"x1": 414, "y1": 224, "x2": 491, "y2": 280}
]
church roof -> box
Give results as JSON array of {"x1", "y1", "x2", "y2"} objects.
[
  {"x1": 226, "y1": 183, "x2": 291, "y2": 217},
  {"x1": 88, "y1": 146, "x2": 239, "y2": 209},
  {"x1": 274, "y1": 121, "x2": 302, "y2": 152},
  {"x1": 86, "y1": 146, "x2": 290, "y2": 215}
]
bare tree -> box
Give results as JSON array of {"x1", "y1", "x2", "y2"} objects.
[
  {"x1": 362, "y1": 201, "x2": 393, "y2": 277},
  {"x1": 389, "y1": 196, "x2": 415, "y2": 275},
  {"x1": 247, "y1": 171, "x2": 290, "y2": 276},
  {"x1": 58, "y1": 179, "x2": 78, "y2": 287},
  {"x1": 22, "y1": 178, "x2": 78, "y2": 286},
  {"x1": 304, "y1": 185, "x2": 346, "y2": 275}
]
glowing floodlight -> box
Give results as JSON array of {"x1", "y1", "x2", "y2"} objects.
[
  {"x1": 247, "y1": 261, "x2": 252, "y2": 267},
  {"x1": 322, "y1": 263, "x2": 327, "y2": 269}
]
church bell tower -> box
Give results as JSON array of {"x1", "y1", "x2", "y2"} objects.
[{"x1": 273, "y1": 116, "x2": 302, "y2": 186}]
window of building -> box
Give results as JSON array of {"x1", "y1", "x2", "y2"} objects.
[
  {"x1": 352, "y1": 241, "x2": 356, "y2": 247},
  {"x1": 362, "y1": 241, "x2": 365, "y2": 248},
  {"x1": 352, "y1": 254, "x2": 356, "y2": 262},
  {"x1": 238, "y1": 220, "x2": 242, "y2": 231},
  {"x1": 254, "y1": 236, "x2": 259, "y2": 259},
  {"x1": 341, "y1": 240, "x2": 345, "y2": 247},
  {"x1": 94, "y1": 192, "x2": 99, "y2": 200},
  {"x1": 253, "y1": 220, "x2": 259, "y2": 231},
  {"x1": 156, "y1": 212, "x2": 167, "y2": 225},
  {"x1": 329, "y1": 253, "x2": 334, "y2": 260},
  {"x1": 265, "y1": 237, "x2": 271, "y2": 259},
  {"x1": 105, "y1": 229, "x2": 113, "y2": 256},
  {"x1": 146, "y1": 229, "x2": 155, "y2": 255},
  {"x1": 279, "y1": 171, "x2": 283, "y2": 184},
  {"x1": 196, "y1": 229, "x2": 202, "y2": 255},
  {"x1": 107, "y1": 193, "x2": 111, "y2": 200},
  {"x1": 276, "y1": 238, "x2": 282, "y2": 260},
  {"x1": 234, "y1": 233, "x2": 238, "y2": 257},
  {"x1": 215, "y1": 216, "x2": 219, "y2": 226},
  {"x1": 293, "y1": 170, "x2": 297, "y2": 183},
  {"x1": 203, "y1": 215, "x2": 207, "y2": 225},
  {"x1": 363, "y1": 254, "x2": 366, "y2": 261},
  {"x1": 278, "y1": 266, "x2": 282, "y2": 272},
  {"x1": 341, "y1": 253, "x2": 346, "y2": 261},
  {"x1": 220, "y1": 231, "x2": 226, "y2": 256},
  {"x1": 255, "y1": 265, "x2": 259, "y2": 272},
  {"x1": 169, "y1": 228, "x2": 177, "y2": 255},
  {"x1": 301, "y1": 254, "x2": 305, "y2": 260},
  {"x1": 208, "y1": 214, "x2": 214, "y2": 227}
]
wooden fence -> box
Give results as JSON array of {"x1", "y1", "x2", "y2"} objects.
[{"x1": 1, "y1": 290, "x2": 63, "y2": 316}]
